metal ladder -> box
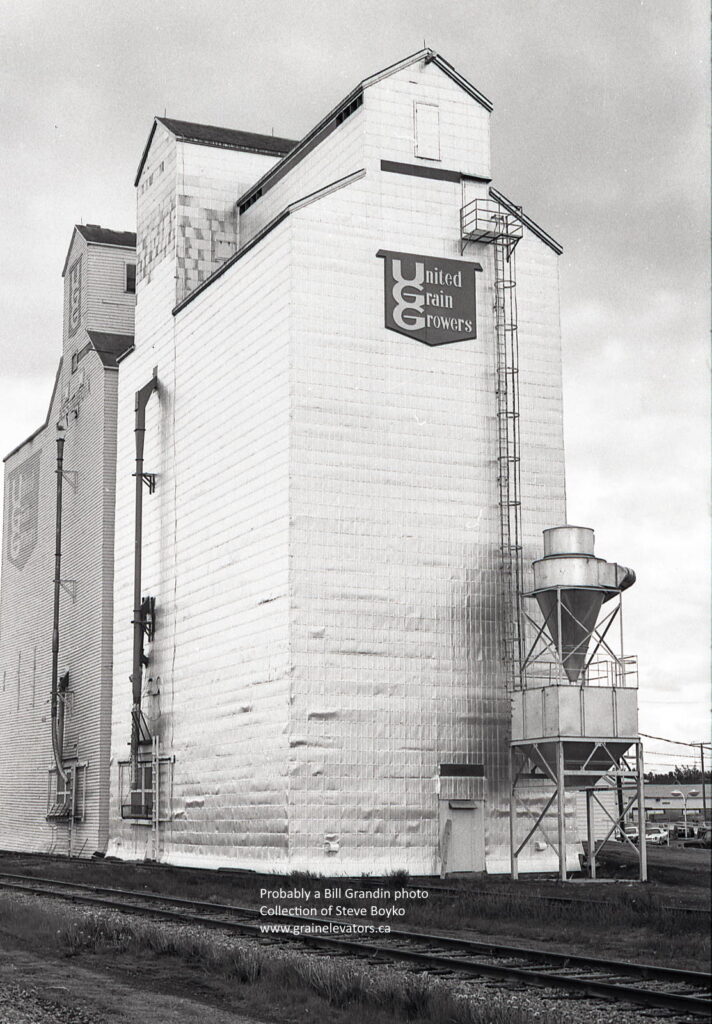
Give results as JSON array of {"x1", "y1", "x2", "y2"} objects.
[
  {"x1": 151, "y1": 734, "x2": 160, "y2": 860},
  {"x1": 493, "y1": 226, "x2": 524, "y2": 681}
]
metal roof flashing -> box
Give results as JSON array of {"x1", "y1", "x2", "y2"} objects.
[{"x1": 489, "y1": 187, "x2": 563, "y2": 255}]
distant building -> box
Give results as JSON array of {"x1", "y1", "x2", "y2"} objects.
[
  {"x1": 643, "y1": 784, "x2": 710, "y2": 823},
  {"x1": 0, "y1": 225, "x2": 135, "y2": 855},
  {"x1": 576, "y1": 782, "x2": 710, "y2": 838}
]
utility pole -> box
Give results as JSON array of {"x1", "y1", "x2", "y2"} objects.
[
  {"x1": 616, "y1": 774, "x2": 625, "y2": 835},
  {"x1": 701, "y1": 744, "x2": 708, "y2": 820}
]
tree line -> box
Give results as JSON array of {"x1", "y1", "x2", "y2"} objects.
[{"x1": 644, "y1": 765, "x2": 711, "y2": 784}]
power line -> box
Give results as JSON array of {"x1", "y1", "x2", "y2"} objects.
[
  {"x1": 640, "y1": 732, "x2": 712, "y2": 749},
  {"x1": 646, "y1": 749, "x2": 702, "y2": 757},
  {"x1": 644, "y1": 753, "x2": 704, "y2": 758}
]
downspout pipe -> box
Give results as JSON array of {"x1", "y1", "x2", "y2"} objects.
[
  {"x1": 130, "y1": 370, "x2": 158, "y2": 785},
  {"x1": 51, "y1": 435, "x2": 68, "y2": 783}
]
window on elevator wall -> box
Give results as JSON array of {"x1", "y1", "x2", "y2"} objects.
[
  {"x1": 414, "y1": 102, "x2": 440, "y2": 161},
  {"x1": 125, "y1": 263, "x2": 136, "y2": 294},
  {"x1": 129, "y1": 763, "x2": 153, "y2": 818}
]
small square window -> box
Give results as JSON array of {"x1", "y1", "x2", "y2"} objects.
[
  {"x1": 125, "y1": 264, "x2": 136, "y2": 294},
  {"x1": 122, "y1": 762, "x2": 153, "y2": 819},
  {"x1": 47, "y1": 765, "x2": 85, "y2": 821}
]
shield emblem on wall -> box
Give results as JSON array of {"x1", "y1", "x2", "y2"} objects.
[
  {"x1": 6, "y1": 452, "x2": 41, "y2": 570},
  {"x1": 377, "y1": 250, "x2": 482, "y2": 346}
]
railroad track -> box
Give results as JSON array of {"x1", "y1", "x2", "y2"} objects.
[
  {"x1": 0, "y1": 871, "x2": 709, "y2": 1018},
  {"x1": 423, "y1": 881, "x2": 711, "y2": 916},
  {"x1": 1, "y1": 851, "x2": 708, "y2": 916}
]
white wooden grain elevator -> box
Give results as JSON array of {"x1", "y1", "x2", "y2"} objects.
[{"x1": 0, "y1": 49, "x2": 643, "y2": 876}]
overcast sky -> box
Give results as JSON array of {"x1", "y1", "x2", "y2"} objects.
[{"x1": 0, "y1": 0, "x2": 708, "y2": 767}]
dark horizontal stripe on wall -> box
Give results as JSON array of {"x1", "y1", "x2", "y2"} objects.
[
  {"x1": 381, "y1": 160, "x2": 491, "y2": 184},
  {"x1": 439, "y1": 763, "x2": 485, "y2": 778}
]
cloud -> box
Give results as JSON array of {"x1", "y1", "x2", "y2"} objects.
[{"x1": 0, "y1": 0, "x2": 708, "y2": 745}]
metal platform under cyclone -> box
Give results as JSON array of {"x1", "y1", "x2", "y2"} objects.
[
  {"x1": 462, "y1": 199, "x2": 525, "y2": 676},
  {"x1": 510, "y1": 526, "x2": 646, "y2": 881}
]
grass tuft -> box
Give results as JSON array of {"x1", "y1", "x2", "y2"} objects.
[
  {"x1": 286, "y1": 869, "x2": 322, "y2": 884},
  {"x1": 385, "y1": 868, "x2": 411, "y2": 883}
]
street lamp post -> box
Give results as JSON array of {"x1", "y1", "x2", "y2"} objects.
[{"x1": 670, "y1": 789, "x2": 700, "y2": 836}]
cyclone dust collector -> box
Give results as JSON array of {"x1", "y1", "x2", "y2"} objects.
[{"x1": 509, "y1": 527, "x2": 646, "y2": 881}]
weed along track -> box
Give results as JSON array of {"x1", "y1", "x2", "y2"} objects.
[
  {"x1": 423, "y1": 881, "x2": 711, "y2": 917},
  {"x1": 0, "y1": 872, "x2": 709, "y2": 1019}
]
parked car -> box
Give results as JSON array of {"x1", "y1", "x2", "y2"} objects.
[
  {"x1": 617, "y1": 827, "x2": 638, "y2": 843},
  {"x1": 644, "y1": 828, "x2": 669, "y2": 845},
  {"x1": 683, "y1": 823, "x2": 711, "y2": 848},
  {"x1": 672, "y1": 824, "x2": 697, "y2": 840}
]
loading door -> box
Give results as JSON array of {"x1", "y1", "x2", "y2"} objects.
[{"x1": 440, "y1": 799, "x2": 486, "y2": 873}]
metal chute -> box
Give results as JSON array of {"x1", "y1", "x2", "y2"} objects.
[{"x1": 534, "y1": 587, "x2": 605, "y2": 684}]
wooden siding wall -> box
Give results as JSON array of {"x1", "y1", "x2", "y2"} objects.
[
  {"x1": 0, "y1": 353, "x2": 114, "y2": 855},
  {"x1": 0, "y1": 234, "x2": 134, "y2": 856},
  {"x1": 108, "y1": 225, "x2": 292, "y2": 867},
  {"x1": 87, "y1": 247, "x2": 136, "y2": 335}
]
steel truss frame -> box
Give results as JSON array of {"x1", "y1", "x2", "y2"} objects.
[
  {"x1": 509, "y1": 739, "x2": 647, "y2": 881},
  {"x1": 518, "y1": 590, "x2": 637, "y2": 689}
]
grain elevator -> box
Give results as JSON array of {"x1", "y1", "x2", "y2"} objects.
[
  {"x1": 107, "y1": 49, "x2": 568, "y2": 875},
  {"x1": 0, "y1": 49, "x2": 643, "y2": 876},
  {"x1": 0, "y1": 226, "x2": 136, "y2": 855}
]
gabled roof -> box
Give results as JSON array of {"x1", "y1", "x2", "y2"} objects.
[
  {"x1": 75, "y1": 225, "x2": 137, "y2": 248},
  {"x1": 364, "y1": 48, "x2": 492, "y2": 111},
  {"x1": 87, "y1": 330, "x2": 135, "y2": 367},
  {"x1": 135, "y1": 117, "x2": 297, "y2": 186},
  {"x1": 62, "y1": 225, "x2": 136, "y2": 276},
  {"x1": 236, "y1": 48, "x2": 492, "y2": 212}
]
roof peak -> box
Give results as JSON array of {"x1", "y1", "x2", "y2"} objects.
[
  {"x1": 62, "y1": 225, "x2": 136, "y2": 276},
  {"x1": 135, "y1": 117, "x2": 297, "y2": 185},
  {"x1": 75, "y1": 224, "x2": 136, "y2": 245},
  {"x1": 235, "y1": 48, "x2": 492, "y2": 211}
]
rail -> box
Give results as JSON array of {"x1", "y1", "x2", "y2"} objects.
[
  {"x1": 521, "y1": 654, "x2": 639, "y2": 688},
  {"x1": 0, "y1": 872, "x2": 709, "y2": 1018}
]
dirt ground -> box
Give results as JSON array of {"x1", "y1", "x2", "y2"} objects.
[
  {"x1": 593, "y1": 840, "x2": 712, "y2": 886},
  {"x1": 0, "y1": 944, "x2": 268, "y2": 1024}
]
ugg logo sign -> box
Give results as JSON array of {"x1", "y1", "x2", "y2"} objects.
[
  {"x1": 6, "y1": 452, "x2": 40, "y2": 571},
  {"x1": 67, "y1": 256, "x2": 82, "y2": 339},
  {"x1": 377, "y1": 250, "x2": 482, "y2": 346}
]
